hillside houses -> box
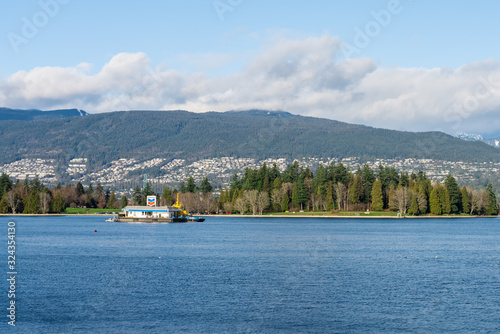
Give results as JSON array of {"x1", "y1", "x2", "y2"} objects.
[
  {"x1": 0, "y1": 159, "x2": 56, "y2": 182},
  {"x1": 1, "y1": 156, "x2": 499, "y2": 192}
]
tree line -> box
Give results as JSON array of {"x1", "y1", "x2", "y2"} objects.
[
  {"x1": 0, "y1": 172, "x2": 214, "y2": 214},
  {"x1": 0, "y1": 161, "x2": 498, "y2": 216},
  {"x1": 213, "y1": 162, "x2": 498, "y2": 215},
  {"x1": 0, "y1": 174, "x2": 123, "y2": 214}
]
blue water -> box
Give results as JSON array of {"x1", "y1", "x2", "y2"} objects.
[{"x1": 1, "y1": 216, "x2": 500, "y2": 333}]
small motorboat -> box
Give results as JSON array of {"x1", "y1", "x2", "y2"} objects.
[{"x1": 187, "y1": 216, "x2": 205, "y2": 222}]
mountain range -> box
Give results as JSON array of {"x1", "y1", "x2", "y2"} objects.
[
  {"x1": 0, "y1": 107, "x2": 87, "y2": 121},
  {"x1": 0, "y1": 109, "x2": 498, "y2": 170},
  {"x1": 455, "y1": 132, "x2": 500, "y2": 148}
]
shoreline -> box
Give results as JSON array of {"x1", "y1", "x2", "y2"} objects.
[
  {"x1": 207, "y1": 214, "x2": 498, "y2": 219},
  {"x1": 0, "y1": 213, "x2": 118, "y2": 217},
  {"x1": 1, "y1": 213, "x2": 498, "y2": 219}
]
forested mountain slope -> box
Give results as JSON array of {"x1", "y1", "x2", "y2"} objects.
[{"x1": 0, "y1": 109, "x2": 498, "y2": 168}]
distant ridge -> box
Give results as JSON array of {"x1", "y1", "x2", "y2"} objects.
[
  {"x1": 0, "y1": 109, "x2": 498, "y2": 169},
  {"x1": 0, "y1": 107, "x2": 87, "y2": 121},
  {"x1": 225, "y1": 109, "x2": 295, "y2": 117},
  {"x1": 456, "y1": 132, "x2": 500, "y2": 148}
]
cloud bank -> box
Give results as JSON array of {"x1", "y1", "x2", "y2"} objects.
[{"x1": 2, "y1": 35, "x2": 500, "y2": 135}]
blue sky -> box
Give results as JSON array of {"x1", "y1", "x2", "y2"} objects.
[{"x1": 1, "y1": 0, "x2": 500, "y2": 135}]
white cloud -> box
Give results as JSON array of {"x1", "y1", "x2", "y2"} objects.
[{"x1": 2, "y1": 35, "x2": 500, "y2": 135}]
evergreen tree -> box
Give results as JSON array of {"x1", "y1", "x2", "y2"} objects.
[
  {"x1": 0, "y1": 194, "x2": 9, "y2": 213},
  {"x1": 349, "y1": 174, "x2": 364, "y2": 205},
  {"x1": 313, "y1": 165, "x2": 329, "y2": 195},
  {"x1": 105, "y1": 189, "x2": 111, "y2": 203},
  {"x1": 281, "y1": 193, "x2": 289, "y2": 212},
  {"x1": 272, "y1": 177, "x2": 282, "y2": 191},
  {"x1": 94, "y1": 183, "x2": 104, "y2": 202},
  {"x1": 269, "y1": 163, "x2": 281, "y2": 183},
  {"x1": 219, "y1": 189, "x2": 226, "y2": 204},
  {"x1": 30, "y1": 178, "x2": 43, "y2": 192},
  {"x1": 430, "y1": 187, "x2": 442, "y2": 215},
  {"x1": 87, "y1": 183, "x2": 94, "y2": 196},
  {"x1": 120, "y1": 195, "x2": 129, "y2": 208},
  {"x1": 230, "y1": 189, "x2": 236, "y2": 210},
  {"x1": 142, "y1": 182, "x2": 154, "y2": 197},
  {"x1": 377, "y1": 166, "x2": 400, "y2": 190},
  {"x1": 444, "y1": 174, "x2": 461, "y2": 213},
  {"x1": 416, "y1": 170, "x2": 427, "y2": 182},
  {"x1": 186, "y1": 176, "x2": 197, "y2": 193},
  {"x1": 133, "y1": 187, "x2": 143, "y2": 205},
  {"x1": 332, "y1": 162, "x2": 350, "y2": 185},
  {"x1": 179, "y1": 181, "x2": 187, "y2": 193},
  {"x1": 326, "y1": 183, "x2": 334, "y2": 210},
  {"x1": 294, "y1": 178, "x2": 308, "y2": 209},
  {"x1": 106, "y1": 191, "x2": 117, "y2": 209},
  {"x1": 85, "y1": 183, "x2": 94, "y2": 207},
  {"x1": 315, "y1": 185, "x2": 323, "y2": 211},
  {"x1": 24, "y1": 190, "x2": 41, "y2": 214},
  {"x1": 417, "y1": 187, "x2": 428, "y2": 214},
  {"x1": 262, "y1": 175, "x2": 270, "y2": 193},
  {"x1": 360, "y1": 164, "x2": 376, "y2": 202},
  {"x1": 370, "y1": 179, "x2": 384, "y2": 211},
  {"x1": 282, "y1": 161, "x2": 300, "y2": 183},
  {"x1": 418, "y1": 179, "x2": 432, "y2": 213},
  {"x1": 291, "y1": 183, "x2": 298, "y2": 208},
  {"x1": 0, "y1": 173, "x2": 13, "y2": 199},
  {"x1": 257, "y1": 163, "x2": 268, "y2": 191},
  {"x1": 50, "y1": 192, "x2": 66, "y2": 213},
  {"x1": 241, "y1": 168, "x2": 259, "y2": 190},
  {"x1": 75, "y1": 182, "x2": 85, "y2": 197},
  {"x1": 461, "y1": 186, "x2": 470, "y2": 215},
  {"x1": 408, "y1": 194, "x2": 419, "y2": 215},
  {"x1": 441, "y1": 187, "x2": 451, "y2": 214},
  {"x1": 301, "y1": 166, "x2": 314, "y2": 180},
  {"x1": 230, "y1": 172, "x2": 241, "y2": 190},
  {"x1": 399, "y1": 172, "x2": 410, "y2": 187},
  {"x1": 199, "y1": 178, "x2": 213, "y2": 193},
  {"x1": 486, "y1": 183, "x2": 498, "y2": 215}
]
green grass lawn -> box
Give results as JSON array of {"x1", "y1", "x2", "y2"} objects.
[
  {"x1": 264, "y1": 211, "x2": 475, "y2": 217},
  {"x1": 64, "y1": 208, "x2": 121, "y2": 214},
  {"x1": 265, "y1": 211, "x2": 399, "y2": 216}
]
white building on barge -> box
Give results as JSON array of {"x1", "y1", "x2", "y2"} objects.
[{"x1": 119, "y1": 205, "x2": 186, "y2": 222}]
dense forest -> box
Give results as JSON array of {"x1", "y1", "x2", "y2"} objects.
[
  {"x1": 1, "y1": 161, "x2": 498, "y2": 216},
  {"x1": 204, "y1": 162, "x2": 499, "y2": 216},
  {"x1": 0, "y1": 110, "x2": 499, "y2": 172}
]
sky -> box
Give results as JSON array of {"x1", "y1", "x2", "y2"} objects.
[{"x1": 1, "y1": 0, "x2": 500, "y2": 136}]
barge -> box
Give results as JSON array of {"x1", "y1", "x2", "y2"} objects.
[
  {"x1": 116, "y1": 194, "x2": 204, "y2": 223},
  {"x1": 118, "y1": 205, "x2": 187, "y2": 223}
]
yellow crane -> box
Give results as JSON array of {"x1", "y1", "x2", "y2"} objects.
[{"x1": 172, "y1": 193, "x2": 188, "y2": 217}]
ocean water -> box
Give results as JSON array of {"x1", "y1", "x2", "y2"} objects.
[{"x1": 1, "y1": 216, "x2": 500, "y2": 333}]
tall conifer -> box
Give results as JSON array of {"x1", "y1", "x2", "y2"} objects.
[{"x1": 370, "y1": 179, "x2": 384, "y2": 211}]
